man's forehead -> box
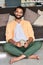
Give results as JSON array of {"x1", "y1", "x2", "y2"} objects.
[{"x1": 15, "y1": 8, "x2": 23, "y2": 11}]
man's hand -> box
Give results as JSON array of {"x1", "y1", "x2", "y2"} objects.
[
  {"x1": 8, "y1": 39, "x2": 22, "y2": 47},
  {"x1": 24, "y1": 37, "x2": 33, "y2": 48},
  {"x1": 24, "y1": 41, "x2": 29, "y2": 48},
  {"x1": 15, "y1": 42, "x2": 22, "y2": 47}
]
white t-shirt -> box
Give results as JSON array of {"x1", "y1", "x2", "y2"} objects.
[{"x1": 13, "y1": 23, "x2": 27, "y2": 42}]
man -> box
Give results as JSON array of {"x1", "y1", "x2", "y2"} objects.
[{"x1": 4, "y1": 6, "x2": 42, "y2": 64}]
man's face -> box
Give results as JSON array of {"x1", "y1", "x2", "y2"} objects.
[{"x1": 14, "y1": 8, "x2": 23, "y2": 19}]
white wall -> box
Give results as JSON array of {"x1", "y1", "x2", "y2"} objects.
[{"x1": 0, "y1": 0, "x2": 5, "y2": 8}]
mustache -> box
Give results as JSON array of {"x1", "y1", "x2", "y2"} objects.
[
  {"x1": 16, "y1": 15, "x2": 20, "y2": 16},
  {"x1": 14, "y1": 15, "x2": 23, "y2": 19},
  {"x1": 14, "y1": 14, "x2": 23, "y2": 17}
]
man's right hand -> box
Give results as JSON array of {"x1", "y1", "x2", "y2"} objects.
[
  {"x1": 15, "y1": 42, "x2": 22, "y2": 47},
  {"x1": 8, "y1": 39, "x2": 22, "y2": 47}
]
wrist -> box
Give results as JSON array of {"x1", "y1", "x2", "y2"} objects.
[
  {"x1": 14, "y1": 42, "x2": 17, "y2": 45},
  {"x1": 27, "y1": 40, "x2": 29, "y2": 43}
]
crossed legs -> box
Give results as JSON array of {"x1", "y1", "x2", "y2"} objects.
[{"x1": 4, "y1": 41, "x2": 42, "y2": 64}]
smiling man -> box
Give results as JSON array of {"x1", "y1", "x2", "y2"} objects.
[{"x1": 4, "y1": 6, "x2": 42, "y2": 64}]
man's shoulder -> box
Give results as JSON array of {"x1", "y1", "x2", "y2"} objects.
[{"x1": 7, "y1": 20, "x2": 16, "y2": 25}]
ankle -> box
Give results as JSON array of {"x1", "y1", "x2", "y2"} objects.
[
  {"x1": 21, "y1": 55, "x2": 26, "y2": 57},
  {"x1": 19, "y1": 55, "x2": 26, "y2": 59}
]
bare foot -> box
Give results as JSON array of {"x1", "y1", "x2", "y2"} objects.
[
  {"x1": 29, "y1": 55, "x2": 39, "y2": 60},
  {"x1": 10, "y1": 55, "x2": 26, "y2": 64},
  {"x1": 9, "y1": 57, "x2": 19, "y2": 64}
]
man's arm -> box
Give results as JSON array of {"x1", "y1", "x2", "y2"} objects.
[
  {"x1": 24, "y1": 37, "x2": 33, "y2": 48},
  {"x1": 8, "y1": 39, "x2": 22, "y2": 47},
  {"x1": 27, "y1": 22, "x2": 35, "y2": 41},
  {"x1": 8, "y1": 39, "x2": 16, "y2": 45},
  {"x1": 27, "y1": 37, "x2": 33, "y2": 45},
  {"x1": 24, "y1": 22, "x2": 35, "y2": 48}
]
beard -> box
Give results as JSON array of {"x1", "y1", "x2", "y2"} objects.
[{"x1": 14, "y1": 15, "x2": 23, "y2": 19}]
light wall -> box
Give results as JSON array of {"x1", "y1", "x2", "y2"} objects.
[{"x1": 0, "y1": 0, "x2": 5, "y2": 8}]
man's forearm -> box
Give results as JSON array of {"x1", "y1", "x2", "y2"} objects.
[
  {"x1": 8, "y1": 39, "x2": 16, "y2": 45},
  {"x1": 27, "y1": 37, "x2": 33, "y2": 44}
]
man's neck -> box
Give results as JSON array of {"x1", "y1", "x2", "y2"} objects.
[{"x1": 15, "y1": 19, "x2": 22, "y2": 23}]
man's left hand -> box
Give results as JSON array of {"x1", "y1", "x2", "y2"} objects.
[{"x1": 24, "y1": 41, "x2": 29, "y2": 48}]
